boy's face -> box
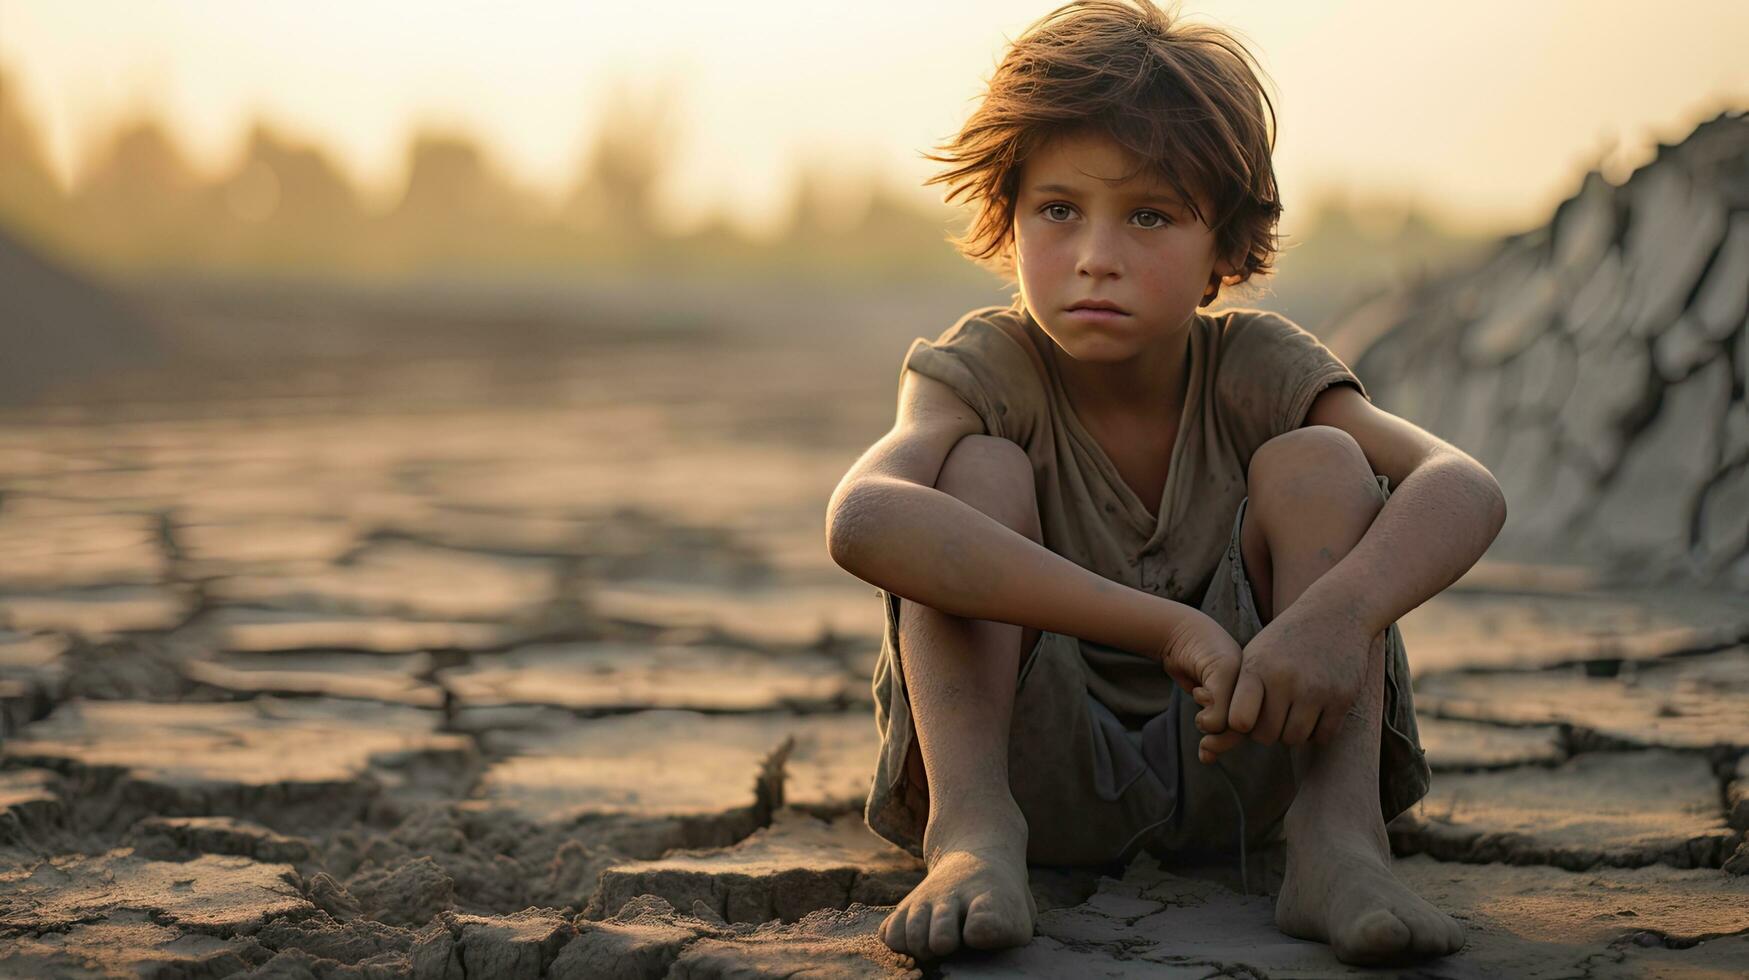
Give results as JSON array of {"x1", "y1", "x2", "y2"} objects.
[{"x1": 1012, "y1": 128, "x2": 1238, "y2": 363}]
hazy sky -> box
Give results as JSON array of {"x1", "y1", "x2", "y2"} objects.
[{"x1": 2, "y1": 0, "x2": 1743, "y2": 237}]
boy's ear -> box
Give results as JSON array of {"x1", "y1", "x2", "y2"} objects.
[
  {"x1": 1202, "y1": 250, "x2": 1246, "y2": 306},
  {"x1": 1212, "y1": 246, "x2": 1245, "y2": 281}
]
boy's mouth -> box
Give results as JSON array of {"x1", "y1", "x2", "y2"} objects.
[{"x1": 1065, "y1": 299, "x2": 1130, "y2": 315}]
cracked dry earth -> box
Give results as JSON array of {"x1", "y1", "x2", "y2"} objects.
[{"x1": 0, "y1": 344, "x2": 1746, "y2": 979}]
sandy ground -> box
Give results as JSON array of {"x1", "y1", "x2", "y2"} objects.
[{"x1": 0, "y1": 334, "x2": 1743, "y2": 978}]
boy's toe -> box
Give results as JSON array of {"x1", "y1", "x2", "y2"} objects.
[
  {"x1": 881, "y1": 907, "x2": 908, "y2": 953},
  {"x1": 962, "y1": 891, "x2": 1029, "y2": 950},
  {"x1": 1335, "y1": 908, "x2": 1411, "y2": 964},
  {"x1": 1442, "y1": 917, "x2": 1468, "y2": 954},
  {"x1": 906, "y1": 901, "x2": 937, "y2": 956},
  {"x1": 928, "y1": 896, "x2": 963, "y2": 955}
]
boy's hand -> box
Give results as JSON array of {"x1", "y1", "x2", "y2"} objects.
[
  {"x1": 1154, "y1": 609, "x2": 1242, "y2": 764},
  {"x1": 1221, "y1": 595, "x2": 1374, "y2": 753}
]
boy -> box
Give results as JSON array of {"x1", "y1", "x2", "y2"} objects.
[{"x1": 824, "y1": 0, "x2": 1505, "y2": 968}]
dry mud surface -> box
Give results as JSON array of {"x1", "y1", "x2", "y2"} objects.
[{"x1": 0, "y1": 341, "x2": 1744, "y2": 978}]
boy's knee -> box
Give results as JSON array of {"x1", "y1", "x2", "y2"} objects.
[
  {"x1": 935, "y1": 434, "x2": 1041, "y2": 540},
  {"x1": 1247, "y1": 426, "x2": 1380, "y2": 526}
]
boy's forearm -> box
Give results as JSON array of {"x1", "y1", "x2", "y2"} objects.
[
  {"x1": 827, "y1": 476, "x2": 1197, "y2": 660},
  {"x1": 1299, "y1": 451, "x2": 1507, "y2": 636}
]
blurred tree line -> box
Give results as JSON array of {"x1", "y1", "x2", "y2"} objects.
[
  {"x1": 0, "y1": 70, "x2": 981, "y2": 287},
  {"x1": 0, "y1": 67, "x2": 1488, "y2": 326}
]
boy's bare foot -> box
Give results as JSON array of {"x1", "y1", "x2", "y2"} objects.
[
  {"x1": 880, "y1": 792, "x2": 1036, "y2": 959},
  {"x1": 1275, "y1": 801, "x2": 1466, "y2": 965}
]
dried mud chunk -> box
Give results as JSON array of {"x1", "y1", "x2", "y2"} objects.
[
  {"x1": 0, "y1": 677, "x2": 49, "y2": 740},
  {"x1": 0, "y1": 918, "x2": 265, "y2": 978},
  {"x1": 593, "y1": 811, "x2": 922, "y2": 924},
  {"x1": 1415, "y1": 716, "x2": 1563, "y2": 771},
  {"x1": 202, "y1": 539, "x2": 560, "y2": 621},
  {"x1": 346, "y1": 856, "x2": 457, "y2": 928},
  {"x1": 473, "y1": 709, "x2": 792, "y2": 831},
  {"x1": 439, "y1": 640, "x2": 853, "y2": 713},
  {"x1": 197, "y1": 606, "x2": 525, "y2": 655},
  {"x1": 666, "y1": 905, "x2": 920, "y2": 979},
  {"x1": 253, "y1": 911, "x2": 419, "y2": 965},
  {"x1": 319, "y1": 804, "x2": 594, "y2": 916},
  {"x1": 1395, "y1": 856, "x2": 1749, "y2": 947},
  {"x1": 1, "y1": 698, "x2": 475, "y2": 829},
  {"x1": 591, "y1": 580, "x2": 880, "y2": 649},
  {"x1": 1612, "y1": 933, "x2": 1749, "y2": 977},
  {"x1": 1399, "y1": 588, "x2": 1749, "y2": 675},
  {"x1": 59, "y1": 634, "x2": 196, "y2": 701},
  {"x1": 541, "y1": 837, "x2": 615, "y2": 911},
  {"x1": 306, "y1": 872, "x2": 363, "y2": 921},
  {"x1": 410, "y1": 922, "x2": 461, "y2": 980},
  {"x1": 768, "y1": 711, "x2": 877, "y2": 814},
  {"x1": 475, "y1": 707, "x2": 875, "y2": 838},
  {"x1": 446, "y1": 908, "x2": 575, "y2": 980},
  {"x1": 1389, "y1": 750, "x2": 1738, "y2": 870},
  {"x1": 0, "y1": 508, "x2": 166, "y2": 590},
  {"x1": 1417, "y1": 646, "x2": 1749, "y2": 752},
  {"x1": 243, "y1": 945, "x2": 406, "y2": 978},
  {"x1": 0, "y1": 585, "x2": 190, "y2": 635},
  {"x1": 182, "y1": 651, "x2": 443, "y2": 708},
  {"x1": 1725, "y1": 840, "x2": 1749, "y2": 876},
  {"x1": 0, "y1": 627, "x2": 69, "y2": 701},
  {"x1": 0, "y1": 768, "x2": 63, "y2": 844},
  {"x1": 179, "y1": 516, "x2": 356, "y2": 567},
  {"x1": 1728, "y1": 753, "x2": 1749, "y2": 832},
  {"x1": 552, "y1": 895, "x2": 719, "y2": 980},
  {"x1": 0, "y1": 849, "x2": 311, "y2": 936},
  {"x1": 131, "y1": 815, "x2": 316, "y2": 864}
]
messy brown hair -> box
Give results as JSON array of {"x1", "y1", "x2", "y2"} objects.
[{"x1": 927, "y1": 0, "x2": 1282, "y2": 303}]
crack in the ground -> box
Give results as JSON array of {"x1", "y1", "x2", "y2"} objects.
[{"x1": 1607, "y1": 920, "x2": 1749, "y2": 951}]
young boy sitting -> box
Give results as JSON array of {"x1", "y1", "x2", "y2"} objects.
[{"x1": 824, "y1": 0, "x2": 1506, "y2": 967}]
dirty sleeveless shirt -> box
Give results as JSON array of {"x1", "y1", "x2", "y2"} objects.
[{"x1": 901, "y1": 300, "x2": 1368, "y2": 723}]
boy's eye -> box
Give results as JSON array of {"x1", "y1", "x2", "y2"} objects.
[
  {"x1": 1042, "y1": 203, "x2": 1075, "y2": 222},
  {"x1": 1132, "y1": 210, "x2": 1171, "y2": 229}
]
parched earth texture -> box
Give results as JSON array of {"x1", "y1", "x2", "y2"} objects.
[
  {"x1": 0, "y1": 320, "x2": 1744, "y2": 980},
  {"x1": 0, "y1": 330, "x2": 1742, "y2": 980}
]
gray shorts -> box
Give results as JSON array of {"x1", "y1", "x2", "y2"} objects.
[{"x1": 864, "y1": 473, "x2": 1431, "y2": 867}]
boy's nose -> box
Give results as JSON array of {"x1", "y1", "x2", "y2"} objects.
[{"x1": 1076, "y1": 227, "x2": 1123, "y2": 279}]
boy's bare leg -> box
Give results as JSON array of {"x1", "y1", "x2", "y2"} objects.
[
  {"x1": 1239, "y1": 427, "x2": 1465, "y2": 964},
  {"x1": 880, "y1": 434, "x2": 1039, "y2": 958}
]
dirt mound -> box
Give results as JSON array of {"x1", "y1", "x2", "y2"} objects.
[{"x1": 1334, "y1": 111, "x2": 1749, "y2": 586}]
